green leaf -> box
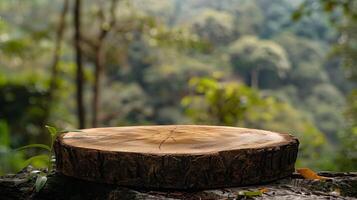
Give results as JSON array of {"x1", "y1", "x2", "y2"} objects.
[
  {"x1": 15, "y1": 144, "x2": 51, "y2": 152},
  {"x1": 237, "y1": 190, "x2": 263, "y2": 197},
  {"x1": 45, "y1": 125, "x2": 57, "y2": 137},
  {"x1": 59, "y1": 129, "x2": 82, "y2": 134},
  {"x1": 22, "y1": 154, "x2": 49, "y2": 167},
  {"x1": 35, "y1": 174, "x2": 47, "y2": 192}
]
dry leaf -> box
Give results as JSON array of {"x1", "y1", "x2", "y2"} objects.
[
  {"x1": 297, "y1": 168, "x2": 327, "y2": 180},
  {"x1": 259, "y1": 188, "x2": 268, "y2": 193}
]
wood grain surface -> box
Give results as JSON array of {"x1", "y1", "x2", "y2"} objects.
[{"x1": 54, "y1": 125, "x2": 299, "y2": 189}]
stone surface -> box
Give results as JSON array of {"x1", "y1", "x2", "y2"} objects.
[{"x1": 1, "y1": 167, "x2": 357, "y2": 200}]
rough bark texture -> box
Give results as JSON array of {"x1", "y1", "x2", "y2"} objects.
[
  {"x1": 54, "y1": 125, "x2": 299, "y2": 189},
  {"x1": 1, "y1": 166, "x2": 356, "y2": 200}
]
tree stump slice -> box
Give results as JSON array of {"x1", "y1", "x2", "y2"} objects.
[{"x1": 54, "y1": 125, "x2": 299, "y2": 189}]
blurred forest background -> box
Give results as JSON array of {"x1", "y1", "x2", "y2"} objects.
[{"x1": 0, "y1": 0, "x2": 356, "y2": 175}]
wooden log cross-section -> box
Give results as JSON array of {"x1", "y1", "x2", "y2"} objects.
[{"x1": 54, "y1": 125, "x2": 299, "y2": 189}]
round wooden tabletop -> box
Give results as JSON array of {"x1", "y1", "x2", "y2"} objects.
[
  {"x1": 61, "y1": 125, "x2": 293, "y2": 154},
  {"x1": 54, "y1": 125, "x2": 299, "y2": 189}
]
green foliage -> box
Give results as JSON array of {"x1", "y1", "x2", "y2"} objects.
[
  {"x1": 229, "y1": 36, "x2": 290, "y2": 88},
  {"x1": 258, "y1": 0, "x2": 293, "y2": 38},
  {"x1": 17, "y1": 125, "x2": 59, "y2": 171},
  {"x1": 0, "y1": 0, "x2": 354, "y2": 172},
  {"x1": 290, "y1": 64, "x2": 329, "y2": 89},
  {"x1": 273, "y1": 32, "x2": 346, "y2": 139},
  {"x1": 0, "y1": 77, "x2": 49, "y2": 145},
  {"x1": 237, "y1": 190, "x2": 263, "y2": 198},
  {"x1": 183, "y1": 77, "x2": 332, "y2": 169},
  {"x1": 292, "y1": 0, "x2": 357, "y2": 22},
  {"x1": 22, "y1": 154, "x2": 49, "y2": 169},
  {"x1": 234, "y1": 0, "x2": 264, "y2": 36},
  {"x1": 100, "y1": 82, "x2": 153, "y2": 126},
  {"x1": 304, "y1": 85, "x2": 345, "y2": 138},
  {"x1": 0, "y1": 120, "x2": 10, "y2": 146},
  {"x1": 151, "y1": 26, "x2": 212, "y2": 53},
  {"x1": 336, "y1": 127, "x2": 357, "y2": 171},
  {"x1": 0, "y1": 38, "x2": 32, "y2": 57},
  {"x1": 333, "y1": 17, "x2": 357, "y2": 82},
  {"x1": 16, "y1": 144, "x2": 51, "y2": 152},
  {"x1": 230, "y1": 36, "x2": 290, "y2": 74},
  {"x1": 190, "y1": 9, "x2": 235, "y2": 45},
  {"x1": 294, "y1": 0, "x2": 357, "y2": 170},
  {"x1": 0, "y1": 120, "x2": 26, "y2": 175},
  {"x1": 335, "y1": 91, "x2": 357, "y2": 171},
  {"x1": 182, "y1": 77, "x2": 262, "y2": 126},
  {"x1": 14, "y1": 125, "x2": 66, "y2": 192}
]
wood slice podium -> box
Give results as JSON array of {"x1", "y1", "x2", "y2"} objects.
[{"x1": 54, "y1": 125, "x2": 299, "y2": 189}]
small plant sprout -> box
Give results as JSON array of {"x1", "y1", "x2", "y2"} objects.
[{"x1": 15, "y1": 125, "x2": 61, "y2": 192}]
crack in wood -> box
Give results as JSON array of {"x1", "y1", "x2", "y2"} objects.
[{"x1": 158, "y1": 126, "x2": 178, "y2": 150}]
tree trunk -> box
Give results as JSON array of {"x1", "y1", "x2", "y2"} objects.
[
  {"x1": 41, "y1": 0, "x2": 69, "y2": 143},
  {"x1": 73, "y1": 0, "x2": 86, "y2": 129},
  {"x1": 47, "y1": 0, "x2": 69, "y2": 104},
  {"x1": 91, "y1": 43, "x2": 104, "y2": 127},
  {"x1": 54, "y1": 125, "x2": 299, "y2": 190},
  {"x1": 91, "y1": 0, "x2": 117, "y2": 127}
]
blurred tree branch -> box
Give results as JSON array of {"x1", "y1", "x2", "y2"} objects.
[
  {"x1": 91, "y1": 0, "x2": 118, "y2": 127},
  {"x1": 47, "y1": 0, "x2": 69, "y2": 121},
  {"x1": 74, "y1": 0, "x2": 86, "y2": 129}
]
